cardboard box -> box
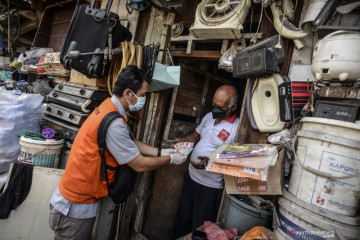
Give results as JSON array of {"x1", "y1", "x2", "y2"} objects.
[
  {"x1": 70, "y1": 69, "x2": 107, "y2": 88},
  {"x1": 224, "y1": 149, "x2": 284, "y2": 195},
  {"x1": 0, "y1": 56, "x2": 10, "y2": 64}
]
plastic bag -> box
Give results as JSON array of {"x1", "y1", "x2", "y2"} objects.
[
  {"x1": 207, "y1": 161, "x2": 270, "y2": 181},
  {"x1": 239, "y1": 226, "x2": 272, "y2": 240},
  {"x1": 204, "y1": 221, "x2": 238, "y2": 240},
  {"x1": 214, "y1": 144, "x2": 278, "y2": 169},
  {"x1": 218, "y1": 44, "x2": 237, "y2": 72},
  {"x1": 22, "y1": 48, "x2": 54, "y2": 65},
  {"x1": 268, "y1": 129, "x2": 293, "y2": 146},
  {"x1": 206, "y1": 144, "x2": 277, "y2": 181},
  {"x1": 0, "y1": 90, "x2": 44, "y2": 173}
]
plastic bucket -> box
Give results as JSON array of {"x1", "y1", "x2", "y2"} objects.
[
  {"x1": 289, "y1": 117, "x2": 360, "y2": 216},
  {"x1": 276, "y1": 190, "x2": 360, "y2": 240},
  {"x1": 224, "y1": 195, "x2": 272, "y2": 235},
  {"x1": 18, "y1": 137, "x2": 64, "y2": 168}
]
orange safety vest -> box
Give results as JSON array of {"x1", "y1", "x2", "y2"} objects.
[{"x1": 59, "y1": 98, "x2": 126, "y2": 204}]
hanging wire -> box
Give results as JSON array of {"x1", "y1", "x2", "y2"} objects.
[
  {"x1": 250, "y1": 6, "x2": 253, "y2": 32},
  {"x1": 250, "y1": 3, "x2": 264, "y2": 45},
  {"x1": 277, "y1": 3, "x2": 287, "y2": 47},
  {"x1": 264, "y1": 6, "x2": 273, "y2": 25}
]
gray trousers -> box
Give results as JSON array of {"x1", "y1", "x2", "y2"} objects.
[{"x1": 49, "y1": 205, "x2": 96, "y2": 240}]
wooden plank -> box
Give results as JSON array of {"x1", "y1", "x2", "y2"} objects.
[
  {"x1": 142, "y1": 162, "x2": 189, "y2": 239},
  {"x1": 134, "y1": 8, "x2": 152, "y2": 44},
  {"x1": 136, "y1": 92, "x2": 171, "y2": 235},
  {"x1": 162, "y1": 87, "x2": 178, "y2": 142},
  {"x1": 133, "y1": 93, "x2": 158, "y2": 234},
  {"x1": 221, "y1": 40, "x2": 229, "y2": 54},
  {"x1": 149, "y1": 91, "x2": 171, "y2": 146},
  {"x1": 234, "y1": 79, "x2": 250, "y2": 143},
  {"x1": 20, "y1": 10, "x2": 39, "y2": 21},
  {"x1": 144, "y1": 8, "x2": 165, "y2": 45},
  {"x1": 118, "y1": 175, "x2": 142, "y2": 240},
  {"x1": 170, "y1": 33, "x2": 263, "y2": 43},
  {"x1": 134, "y1": 171, "x2": 152, "y2": 232},
  {"x1": 20, "y1": 20, "x2": 39, "y2": 36},
  {"x1": 134, "y1": 10, "x2": 175, "y2": 235},
  {"x1": 117, "y1": 0, "x2": 140, "y2": 42},
  {"x1": 171, "y1": 50, "x2": 222, "y2": 61}
]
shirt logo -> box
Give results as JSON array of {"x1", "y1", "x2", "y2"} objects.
[{"x1": 217, "y1": 129, "x2": 230, "y2": 142}]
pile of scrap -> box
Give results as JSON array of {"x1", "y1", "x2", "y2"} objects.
[{"x1": 37, "y1": 52, "x2": 70, "y2": 79}]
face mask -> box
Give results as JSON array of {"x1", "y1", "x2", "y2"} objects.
[
  {"x1": 212, "y1": 105, "x2": 227, "y2": 119},
  {"x1": 127, "y1": 90, "x2": 146, "y2": 112}
]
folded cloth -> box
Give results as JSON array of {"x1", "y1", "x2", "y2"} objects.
[{"x1": 204, "y1": 221, "x2": 238, "y2": 240}]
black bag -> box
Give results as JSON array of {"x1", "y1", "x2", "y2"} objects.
[
  {"x1": 60, "y1": 0, "x2": 132, "y2": 78},
  {"x1": 0, "y1": 163, "x2": 33, "y2": 219},
  {"x1": 97, "y1": 111, "x2": 137, "y2": 204}
]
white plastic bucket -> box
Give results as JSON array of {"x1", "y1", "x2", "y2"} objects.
[
  {"x1": 289, "y1": 117, "x2": 360, "y2": 216},
  {"x1": 18, "y1": 137, "x2": 64, "y2": 168},
  {"x1": 276, "y1": 190, "x2": 360, "y2": 240}
]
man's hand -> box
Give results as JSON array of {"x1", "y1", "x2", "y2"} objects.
[
  {"x1": 161, "y1": 148, "x2": 176, "y2": 156},
  {"x1": 170, "y1": 138, "x2": 181, "y2": 147},
  {"x1": 190, "y1": 156, "x2": 209, "y2": 170},
  {"x1": 170, "y1": 152, "x2": 187, "y2": 165}
]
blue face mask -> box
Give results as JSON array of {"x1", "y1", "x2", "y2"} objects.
[{"x1": 127, "y1": 90, "x2": 146, "y2": 112}]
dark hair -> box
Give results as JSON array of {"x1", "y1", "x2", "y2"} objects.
[{"x1": 113, "y1": 65, "x2": 145, "y2": 97}]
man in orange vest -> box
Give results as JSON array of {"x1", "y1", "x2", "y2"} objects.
[{"x1": 49, "y1": 65, "x2": 187, "y2": 239}]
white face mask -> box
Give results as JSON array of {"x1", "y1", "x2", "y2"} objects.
[{"x1": 127, "y1": 90, "x2": 146, "y2": 112}]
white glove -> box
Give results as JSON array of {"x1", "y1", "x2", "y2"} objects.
[
  {"x1": 170, "y1": 152, "x2": 187, "y2": 165},
  {"x1": 161, "y1": 148, "x2": 176, "y2": 156}
]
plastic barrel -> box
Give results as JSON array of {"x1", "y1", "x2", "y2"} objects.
[
  {"x1": 224, "y1": 195, "x2": 272, "y2": 235},
  {"x1": 289, "y1": 117, "x2": 360, "y2": 216},
  {"x1": 276, "y1": 190, "x2": 360, "y2": 240},
  {"x1": 18, "y1": 137, "x2": 64, "y2": 168}
]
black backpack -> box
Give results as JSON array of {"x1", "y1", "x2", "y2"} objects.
[{"x1": 97, "y1": 111, "x2": 137, "y2": 204}]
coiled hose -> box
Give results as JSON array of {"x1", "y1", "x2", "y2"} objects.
[{"x1": 107, "y1": 41, "x2": 143, "y2": 95}]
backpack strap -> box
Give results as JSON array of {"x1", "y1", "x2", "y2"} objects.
[{"x1": 97, "y1": 111, "x2": 123, "y2": 183}]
